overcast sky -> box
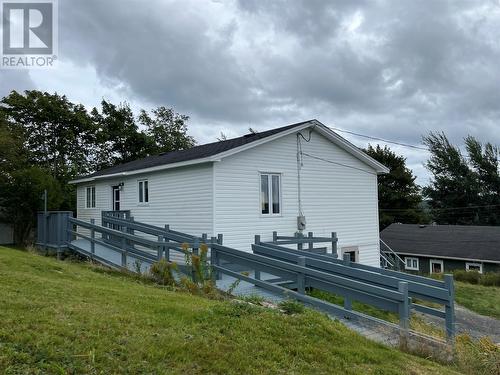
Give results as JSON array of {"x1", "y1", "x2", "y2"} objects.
[{"x1": 2, "y1": 0, "x2": 500, "y2": 185}]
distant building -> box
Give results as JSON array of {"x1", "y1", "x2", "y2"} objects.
[{"x1": 380, "y1": 224, "x2": 500, "y2": 274}]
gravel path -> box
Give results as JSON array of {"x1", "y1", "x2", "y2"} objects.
[{"x1": 417, "y1": 303, "x2": 500, "y2": 343}]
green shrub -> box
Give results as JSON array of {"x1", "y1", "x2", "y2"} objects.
[
  {"x1": 453, "y1": 270, "x2": 500, "y2": 287},
  {"x1": 278, "y1": 299, "x2": 305, "y2": 315},
  {"x1": 150, "y1": 258, "x2": 177, "y2": 286},
  {"x1": 479, "y1": 272, "x2": 500, "y2": 287},
  {"x1": 454, "y1": 270, "x2": 481, "y2": 284}
]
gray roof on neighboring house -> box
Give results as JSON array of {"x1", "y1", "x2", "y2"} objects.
[
  {"x1": 380, "y1": 224, "x2": 500, "y2": 262},
  {"x1": 77, "y1": 120, "x2": 314, "y2": 180}
]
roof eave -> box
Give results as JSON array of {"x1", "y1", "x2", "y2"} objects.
[
  {"x1": 71, "y1": 119, "x2": 390, "y2": 183},
  {"x1": 69, "y1": 157, "x2": 219, "y2": 184}
]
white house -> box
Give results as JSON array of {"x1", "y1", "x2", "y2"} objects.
[{"x1": 70, "y1": 120, "x2": 388, "y2": 267}]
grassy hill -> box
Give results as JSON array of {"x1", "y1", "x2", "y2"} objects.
[{"x1": 0, "y1": 247, "x2": 461, "y2": 374}]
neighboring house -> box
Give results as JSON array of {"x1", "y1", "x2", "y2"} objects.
[
  {"x1": 0, "y1": 223, "x2": 14, "y2": 245},
  {"x1": 381, "y1": 223, "x2": 500, "y2": 274},
  {"x1": 70, "y1": 120, "x2": 389, "y2": 267}
]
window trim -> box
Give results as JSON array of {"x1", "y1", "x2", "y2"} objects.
[
  {"x1": 341, "y1": 246, "x2": 359, "y2": 262},
  {"x1": 137, "y1": 179, "x2": 149, "y2": 205},
  {"x1": 429, "y1": 259, "x2": 444, "y2": 274},
  {"x1": 85, "y1": 186, "x2": 96, "y2": 209},
  {"x1": 259, "y1": 172, "x2": 282, "y2": 217},
  {"x1": 465, "y1": 262, "x2": 483, "y2": 274},
  {"x1": 404, "y1": 256, "x2": 419, "y2": 271}
]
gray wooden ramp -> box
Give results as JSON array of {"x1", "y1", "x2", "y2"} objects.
[
  {"x1": 68, "y1": 239, "x2": 446, "y2": 352},
  {"x1": 70, "y1": 239, "x2": 153, "y2": 274}
]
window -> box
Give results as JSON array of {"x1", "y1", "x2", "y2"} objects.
[
  {"x1": 260, "y1": 173, "x2": 281, "y2": 215},
  {"x1": 138, "y1": 179, "x2": 149, "y2": 204},
  {"x1": 430, "y1": 259, "x2": 444, "y2": 274},
  {"x1": 466, "y1": 262, "x2": 483, "y2": 274},
  {"x1": 341, "y1": 246, "x2": 359, "y2": 262},
  {"x1": 85, "y1": 186, "x2": 96, "y2": 208},
  {"x1": 405, "y1": 257, "x2": 419, "y2": 271}
]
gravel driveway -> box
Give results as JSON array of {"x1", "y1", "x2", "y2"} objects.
[{"x1": 417, "y1": 303, "x2": 500, "y2": 343}]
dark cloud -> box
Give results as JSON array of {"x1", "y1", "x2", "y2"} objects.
[{"x1": 2, "y1": 0, "x2": 500, "y2": 183}]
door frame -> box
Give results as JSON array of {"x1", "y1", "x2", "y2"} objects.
[
  {"x1": 429, "y1": 259, "x2": 444, "y2": 274},
  {"x1": 112, "y1": 185, "x2": 121, "y2": 211}
]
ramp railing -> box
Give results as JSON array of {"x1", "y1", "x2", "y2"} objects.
[
  {"x1": 36, "y1": 212, "x2": 454, "y2": 342},
  {"x1": 210, "y1": 242, "x2": 412, "y2": 338},
  {"x1": 268, "y1": 231, "x2": 338, "y2": 256},
  {"x1": 253, "y1": 237, "x2": 455, "y2": 340}
]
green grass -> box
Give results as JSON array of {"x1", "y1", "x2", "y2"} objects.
[
  {"x1": 0, "y1": 247, "x2": 461, "y2": 375},
  {"x1": 455, "y1": 282, "x2": 500, "y2": 319}
]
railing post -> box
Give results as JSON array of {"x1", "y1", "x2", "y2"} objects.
[
  {"x1": 444, "y1": 274, "x2": 456, "y2": 341},
  {"x1": 272, "y1": 231, "x2": 278, "y2": 243},
  {"x1": 67, "y1": 213, "x2": 73, "y2": 243},
  {"x1": 193, "y1": 239, "x2": 199, "y2": 257},
  {"x1": 331, "y1": 232, "x2": 338, "y2": 258},
  {"x1": 254, "y1": 235, "x2": 261, "y2": 280},
  {"x1": 210, "y1": 243, "x2": 221, "y2": 281},
  {"x1": 308, "y1": 232, "x2": 313, "y2": 251},
  {"x1": 217, "y1": 233, "x2": 223, "y2": 245},
  {"x1": 44, "y1": 212, "x2": 48, "y2": 252},
  {"x1": 90, "y1": 218, "x2": 95, "y2": 256},
  {"x1": 121, "y1": 236, "x2": 127, "y2": 268},
  {"x1": 297, "y1": 256, "x2": 306, "y2": 294},
  {"x1": 342, "y1": 253, "x2": 352, "y2": 310},
  {"x1": 128, "y1": 217, "x2": 135, "y2": 236},
  {"x1": 157, "y1": 235, "x2": 164, "y2": 260},
  {"x1": 297, "y1": 232, "x2": 303, "y2": 251},
  {"x1": 398, "y1": 281, "x2": 410, "y2": 346}
]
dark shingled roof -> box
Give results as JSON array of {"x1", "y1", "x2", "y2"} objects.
[
  {"x1": 380, "y1": 224, "x2": 500, "y2": 262},
  {"x1": 80, "y1": 120, "x2": 315, "y2": 179}
]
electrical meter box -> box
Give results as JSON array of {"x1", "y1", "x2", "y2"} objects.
[{"x1": 297, "y1": 215, "x2": 306, "y2": 231}]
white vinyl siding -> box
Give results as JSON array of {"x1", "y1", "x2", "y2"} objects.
[
  {"x1": 77, "y1": 164, "x2": 213, "y2": 240},
  {"x1": 76, "y1": 127, "x2": 382, "y2": 267},
  {"x1": 405, "y1": 257, "x2": 419, "y2": 271},
  {"x1": 213, "y1": 130, "x2": 381, "y2": 266}
]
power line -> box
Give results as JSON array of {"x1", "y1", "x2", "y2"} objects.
[
  {"x1": 300, "y1": 152, "x2": 377, "y2": 175},
  {"x1": 329, "y1": 126, "x2": 429, "y2": 151}
]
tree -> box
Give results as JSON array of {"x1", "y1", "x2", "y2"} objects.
[
  {"x1": 138, "y1": 106, "x2": 195, "y2": 155},
  {"x1": 0, "y1": 90, "x2": 197, "y2": 244},
  {"x1": 0, "y1": 90, "x2": 97, "y2": 182},
  {"x1": 423, "y1": 132, "x2": 499, "y2": 225},
  {"x1": 364, "y1": 144, "x2": 426, "y2": 229},
  {"x1": 0, "y1": 167, "x2": 63, "y2": 245},
  {"x1": 90, "y1": 100, "x2": 151, "y2": 169}
]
